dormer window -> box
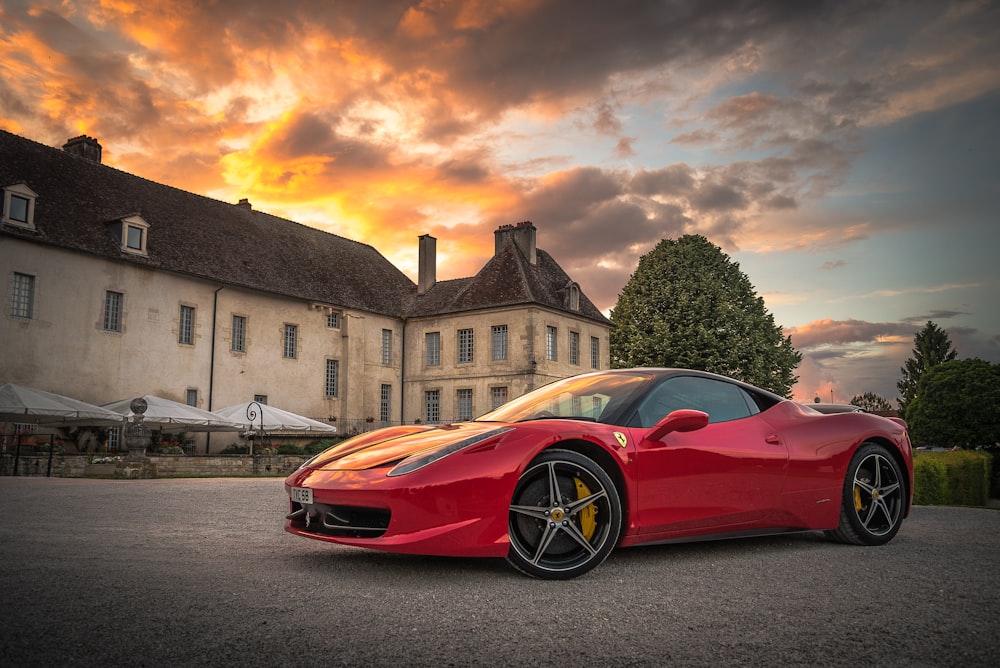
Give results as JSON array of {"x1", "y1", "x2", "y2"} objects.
[
  {"x1": 2, "y1": 183, "x2": 38, "y2": 229},
  {"x1": 119, "y1": 215, "x2": 149, "y2": 255},
  {"x1": 567, "y1": 282, "x2": 580, "y2": 311}
]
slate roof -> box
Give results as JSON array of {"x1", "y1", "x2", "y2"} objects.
[
  {"x1": 410, "y1": 241, "x2": 610, "y2": 324},
  {"x1": 0, "y1": 129, "x2": 609, "y2": 325}
]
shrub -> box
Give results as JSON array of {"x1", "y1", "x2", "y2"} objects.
[
  {"x1": 220, "y1": 444, "x2": 249, "y2": 455},
  {"x1": 275, "y1": 444, "x2": 304, "y2": 455},
  {"x1": 913, "y1": 450, "x2": 992, "y2": 506},
  {"x1": 913, "y1": 456, "x2": 949, "y2": 505},
  {"x1": 304, "y1": 438, "x2": 343, "y2": 455}
]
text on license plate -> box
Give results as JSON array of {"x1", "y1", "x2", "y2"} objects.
[{"x1": 291, "y1": 487, "x2": 313, "y2": 505}]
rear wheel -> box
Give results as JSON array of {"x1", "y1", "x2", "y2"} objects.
[
  {"x1": 826, "y1": 442, "x2": 905, "y2": 545},
  {"x1": 507, "y1": 449, "x2": 621, "y2": 580}
]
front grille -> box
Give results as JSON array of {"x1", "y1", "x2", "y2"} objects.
[{"x1": 288, "y1": 501, "x2": 390, "y2": 538}]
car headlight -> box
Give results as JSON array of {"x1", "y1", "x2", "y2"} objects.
[{"x1": 387, "y1": 427, "x2": 513, "y2": 477}]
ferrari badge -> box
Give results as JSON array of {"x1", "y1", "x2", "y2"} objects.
[{"x1": 614, "y1": 432, "x2": 627, "y2": 448}]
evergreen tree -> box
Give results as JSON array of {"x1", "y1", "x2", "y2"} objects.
[
  {"x1": 610, "y1": 234, "x2": 801, "y2": 397},
  {"x1": 850, "y1": 392, "x2": 893, "y2": 413},
  {"x1": 907, "y1": 359, "x2": 1000, "y2": 448},
  {"x1": 897, "y1": 321, "x2": 957, "y2": 416}
]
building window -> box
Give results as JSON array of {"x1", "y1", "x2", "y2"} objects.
[
  {"x1": 10, "y1": 272, "x2": 34, "y2": 318},
  {"x1": 232, "y1": 315, "x2": 246, "y2": 352},
  {"x1": 457, "y1": 389, "x2": 473, "y2": 421},
  {"x1": 569, "y1": 283, "x2": 580, "y2": 311},
  {"x1": 185, "y1": 389, "x2": 198, "y2": 406},
  {"x1": 326, "y1": 311, "x2": 340, "y2": 328},
  {"x1": 491, "y1": 325, "x2": 508, "y2": 361},
  {"x1": 381, "y1": 329, "x2": 392, "y2": 365},
  {"x1": 546, "y1": 326, "x2": 558, "y2": 361},
  {"x1": 591, "y1": 337, "x2": 600, "y2": 369},
  {"x1": 490, "y1": 386, "x2": 508, "y2": 410},
  {"x1": 120, "y1": 215, "x2": 149, "y2": 255},
  {"x1": 325, "y1": 359, "x2": 339, "y2": 397},
  {"x1": 380, "y1": 384, "x2": 391, "y2": 426},
  {"x1": 569, "y1": 331, "x2": 580, "y2": 365},
  {"x1": 424, "y1": 390, "x2": 440, "y2": 424},
  {"x1": 284, "y1": 324, "x2": 298, "y2": 359},
  {"x1": 426, "y1": 331, "x2": 440, "y2": 366},
  {"x1": 108, "y1": 427, "x2": 120, "y2": 451},
  {"x1": 458, "y1": 328, "x2": 474, "y2": 363},
  {"x1": 103, "y1": 291, "x2": 123, "y2": 332},
  {"x1": 254, "y1": 394, "x2": 267, "y2": 404},
  {"x1": 2, "y1": 183, "x2": 37, "y2": 229},
  {"x1": 179, "y1": 305, "x2": 195, "y2": 345}
]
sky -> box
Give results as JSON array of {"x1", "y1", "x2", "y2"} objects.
[{"x1": 2, "y1": 0, "x2": 998, "y2": 404}]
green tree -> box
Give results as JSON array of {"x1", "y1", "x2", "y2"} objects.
[
  {"x1": 850, "y1": 392, "x2": 893, "y2": 413},
  {"x1": 906, "y1": 359, "x2": 1000, "y2": 448},
  {"x1": 897, "y1": 321, "x2": 957, "y2": 417},
  {"x1": 609, "y1": 234, "x2": 801, "y2": 397}
]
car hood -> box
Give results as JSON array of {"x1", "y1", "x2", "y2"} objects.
[{"x1": 305, "y1": 422, "x2": 509, "y2": 471}]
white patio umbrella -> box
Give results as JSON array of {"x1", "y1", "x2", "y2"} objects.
[
  {"x1": 101, "y1": 395, "x2": 245, "y2": 432},
  {"x1": 0, "y1": 383, "x2": 126, "y2": 427},
  {"x1": 213, "y1": 402, "x2": 336, "y2": 433}
]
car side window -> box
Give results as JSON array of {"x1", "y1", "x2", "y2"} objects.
[{"x1": 631, "y1": 376, "x2": 757, "y2": 427}]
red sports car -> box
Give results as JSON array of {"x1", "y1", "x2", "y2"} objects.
[{"x1": 284, "y1": 368, "x2": 913, "y2": 579}]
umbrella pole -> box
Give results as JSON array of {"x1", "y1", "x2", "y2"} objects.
[
  {"x1": 47, "y1": 433, "x2": 55, "y2": 477},
  {"x1": 13, "y1": 432, "x2": 21, "y2": 477}
]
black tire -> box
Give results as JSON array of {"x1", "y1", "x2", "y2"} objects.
[
  {"x1": 506, "y1": 449, "x2": 622, "y2": 580},
  {"x1": 826, "y1": 442, "x2": 906, "y2": 545}
]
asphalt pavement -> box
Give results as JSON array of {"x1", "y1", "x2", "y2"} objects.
[{"x1": 1, "y1": 477, "x2": 997, "y2": 667}]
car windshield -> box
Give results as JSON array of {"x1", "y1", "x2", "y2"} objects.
[{"x1": 476, "y1": 370, "x2": 654, "y2": 425}]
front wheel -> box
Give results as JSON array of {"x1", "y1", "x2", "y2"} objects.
[
  {"x1": 507, "y1": 449, "x2": 622, "y2": 579},
  {"x1": 826, "y1": 442, "x2": 906, "y2": 545}
]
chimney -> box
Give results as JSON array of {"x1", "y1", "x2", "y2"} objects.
[
  {"x1": 418, "y1": 234, "x2": 436, "y2": 295},
  {"x1": 236, "y1": 198, "x2": 252, "y2": 210},
  {"x1": 494, "y1": 221, "x2": 536, "y2": 265},
  {"x1": 62, "y1": 135, "x2": 102, "y2": 163}
]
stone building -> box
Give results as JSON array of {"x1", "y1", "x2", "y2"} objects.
[{"x1": 0, "y1": 130, "x2": 610, "y2": 450}]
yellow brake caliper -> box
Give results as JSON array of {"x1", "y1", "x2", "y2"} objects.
[{"x1": 574, "y1": 477, "x2": 597, "y2": 540}]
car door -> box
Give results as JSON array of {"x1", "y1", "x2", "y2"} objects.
[{"x1": 629, "y1": 375, "x2": 789, "y2": 537}]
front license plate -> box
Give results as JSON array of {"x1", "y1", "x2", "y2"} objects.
[{"x1": 290, "y1": 487, "x2": 313, "y2": 505}]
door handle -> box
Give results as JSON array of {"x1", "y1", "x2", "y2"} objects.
[{"x1": 765, "y1": 434, "x2": 781, "y2": 445}]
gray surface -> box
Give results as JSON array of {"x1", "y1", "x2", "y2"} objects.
[{"x1": 1, "y1": 477, "x2": 997, "y2": 666}]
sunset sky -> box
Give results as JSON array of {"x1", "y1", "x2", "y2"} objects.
[{"x1": 2, "y1": 0, "x2": 998, "y2": 403}]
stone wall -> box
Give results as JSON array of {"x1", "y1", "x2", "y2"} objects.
[{"x1": 1, "y1": 453, "x2": 307, "y2": 478}]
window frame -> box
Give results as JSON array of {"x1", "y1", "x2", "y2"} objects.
[
  {"x1": 120, "y1": 215, "x2": 150, "y2": 256},
  {"x1": 381, "y1": 328, "x2": 393, "y2": 365},
  {"x1": 325, "y1": 359, "x2": 339, "y2": 397},
  {"x1": 380, "y1": 384, "x2": 392, "y2": 425},
  {"x1": 178, "y1": 305, "x2": 195, "y2": 345},
  {"x1": 590, "y1": 336, "x2": 600, "y2": 369},
  {"x1": 457, "y1": 388, "x2": 473, "y2": 421},
  {"x1": 2, "y1": 183, "x2": 38, "y2": 229},
  {"x1": 569, "y1": 330, "x2": 580, "y2": 365},
  {"x1": 284, "y1": 323, "x2": 298, "y2": 359},
  {"x1": 10, "y1": 272, "x2": 35, "y2": 319},
  {"x1": 424, "y1": 389, "x2": 441, "y2": 424},
  {"x1": 425, "y1": 331, "x2": 441, "y2": 367},
  {"x1": 103, "y1": 290, "x2": 123, "y2": 333},
  {"x1": 491, "y1": 324, "x2": 508, "y2": 361},
  {"x1": 231, "y1": 315, "x2": 247, "y2": 352},
  {"x1": 546, "y1": 325, "x2": 558, "y2": 361},
  {"x1": 490, "y1": 386, "x2": 508, "y2": 411},
  {"x1": 458, "y1": 328, "x2": 474, "y2": 364}
]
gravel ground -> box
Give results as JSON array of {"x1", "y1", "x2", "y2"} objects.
[{"x1": 1, "y1": 477, "x2": 997, "y2": 667}]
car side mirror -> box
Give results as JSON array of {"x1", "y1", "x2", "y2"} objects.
[{"x1": 644, "y1": 409, "x2": 709, "y2": 442}]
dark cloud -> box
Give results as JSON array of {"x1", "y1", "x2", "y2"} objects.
[{"x1": 787, "y1": 319, "x2": 915, "y2": 349}]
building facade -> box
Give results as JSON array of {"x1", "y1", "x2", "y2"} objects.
[{"x1": 0, "y1": 130, "x2": 610, "y2": 450}]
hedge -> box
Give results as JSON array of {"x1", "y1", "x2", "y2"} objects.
[{"x1": 913, "y1": 450, "x2": 992, "y2": 506}]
